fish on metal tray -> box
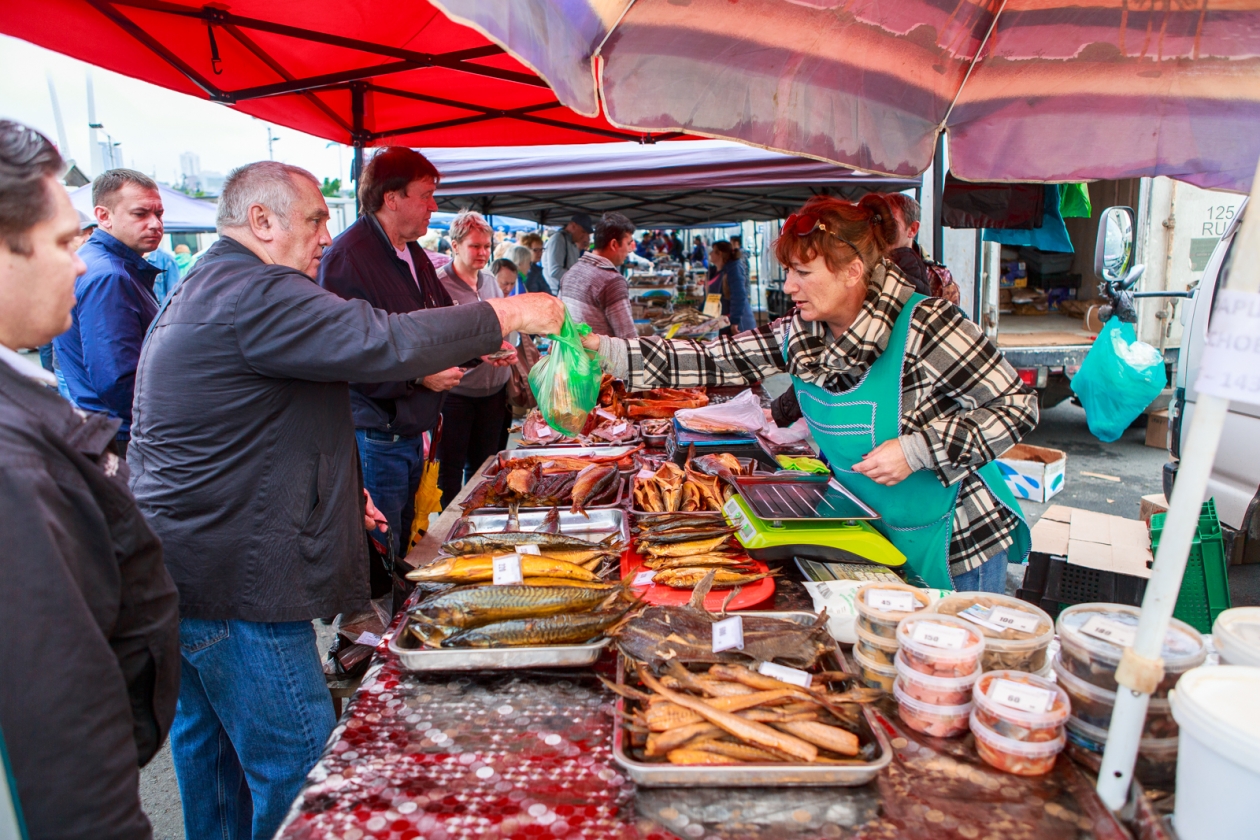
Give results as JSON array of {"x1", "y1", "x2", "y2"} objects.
[
  {"x1": 569, "y1": 463, "x2": 618, "y2": 516},
  {"x1": 441, "y1": 610, "x2": 625, "y2": 648},
  {"x1": 405, "y1": 554, "x2": 600, "y2": 583},
  {"x1": 441, "y1": 530, "x2": 617, "y2": 556},
  {"x1": 410, "y1": 583, "x2": 623, "y2": 629}
]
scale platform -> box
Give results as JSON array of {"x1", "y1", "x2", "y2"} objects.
[{"x1": 721, "y1": 474, "x2": 906, "y2": 567}]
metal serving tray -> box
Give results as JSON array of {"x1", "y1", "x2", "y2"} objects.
[
  {"x1": 497, "y1": 444, "x2": 641, "y2": 462},
  {"x1": 728, "y1": 474, "x2": 880, "y2": 522},
  {"x1": 611, "y1": 611, "x2": 892, "y2": 787},
  {"x1": 443, "y1": 507, "x2": 629, "y2": 548},
  {"x1": 389, "y1": 628, "x2": 610, "y2": 672}
]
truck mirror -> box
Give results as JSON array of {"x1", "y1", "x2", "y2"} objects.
[{"x1": 1094, "y1": 206, "x2": 1136, "y2": 282}]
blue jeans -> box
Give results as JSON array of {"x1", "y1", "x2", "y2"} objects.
[
  {"x1": 355, "y1": 428, "x2": 427, "y2": 554},
  {"x1": 950, "y1": 549, "x2": 1009, "y2": 593},
  {"x1": 171, "y1": 619, "x2": 335, "y2": 840}
]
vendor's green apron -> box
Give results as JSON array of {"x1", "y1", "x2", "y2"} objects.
[{"x1": 789, "y1": 294, "x2": 1030, "y2": 590}]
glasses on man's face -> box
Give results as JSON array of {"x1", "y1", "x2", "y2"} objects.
[{"x1": 784, "y1": 212, "x2": 860, "y2": 255}]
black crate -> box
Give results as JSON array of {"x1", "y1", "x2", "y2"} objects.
[
  {"x1": 1022, "y1": 552, "x2": 1055, "y2": 595},
  {"x1": 1042, "y1": 556, "x2": 1148, "y2": 608}
]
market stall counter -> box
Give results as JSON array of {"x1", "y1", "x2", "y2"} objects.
[{"x1": 276, "y1": 453, "x2": 1152, "y2": 840}]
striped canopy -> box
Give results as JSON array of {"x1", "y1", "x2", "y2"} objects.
[{"x1": 434, "y1": 0, "x2": 1260, "y2": 192}]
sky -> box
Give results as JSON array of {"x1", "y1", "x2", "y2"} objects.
[{"x1": 0, "y1": 34, "x2": 352, "y2": 186}]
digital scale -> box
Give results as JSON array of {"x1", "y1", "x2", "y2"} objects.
[{"x1": 720, "y1": 473, "x2": 907, "y2": 568}]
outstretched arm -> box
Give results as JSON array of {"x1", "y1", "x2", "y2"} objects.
[{"x1": 583, "y1": 320, "x2": 791, "y2": 390}]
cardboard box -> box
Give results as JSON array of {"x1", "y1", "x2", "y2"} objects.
[
  {"x1": 997, "y1": 444, "x2": 1067, "y2": 503},
  {"x1": 1140, "y1": 493, "x2": 1169, "y2": 524},
  {"x1": 1146, "y1": 409, "x2": 1169, "y2": 449},
  {"x1": 1031, "y1": 505, "x2": 1154, "y2": 579}
]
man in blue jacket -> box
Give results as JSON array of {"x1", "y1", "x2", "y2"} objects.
[{"x1": 54, "y1": 169, "x2": 164, "y2": 454}]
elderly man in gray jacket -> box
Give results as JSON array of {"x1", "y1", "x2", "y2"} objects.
[{"x1": 128, "y1": 161, "x2": 562, "y2": 840}]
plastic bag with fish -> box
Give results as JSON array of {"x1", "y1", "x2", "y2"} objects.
[{"x1": 528, "y1": 310, "x2": 601, "y2": 436}]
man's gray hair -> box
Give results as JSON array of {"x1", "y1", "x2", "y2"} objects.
[
  {"x1": 217, "y1": 161, "x2": 320, "y2": 232},
  {"x1": 449, "y1": 210, "x2": 492, "y2": 244},
  {"x1": 885, "y1": 192, "x2": 920, "y2": 227}
]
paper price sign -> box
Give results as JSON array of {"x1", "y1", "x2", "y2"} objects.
[
  {"x1": 988, "y1": 607, "x2": 1041, "y2": 634},
  {"x1": 711, "y1": 615, "x2": 745, "y2": 652},
  {"x1": 354, "y1": 631, "x2": 383, "y2": 648},
  {"x1": 637, "y1": 468, "x2": 655, "y2": 480},
  {"x1": 1079, "y1": 615, "x2": 1137, "y2": 648},
  {"x1": 516, "y1": 544, "x2": 541, "y2": 555},
  {"x1": 537, "y1": 425, "x2": 556, "y2": 439},
  {"x1": 633, "y1": 570, "x2": 656, "y2": 586},
  {"x1": 911, "y1": 622, "x2": 969, "y2": 650},
  {"x1": 865, "y1": 589, "x2": 917, "y2": 613},
  {"x1": 1194, "y1": 289, "x2": 1260, "y2": 405},
  {"x1": 703, "y1": 293, "x2": 723, "y2": 318},
  {"x1": 989, "y1": 679, "x2": 1055, "y2": 714},
  {"x1": 492, "y1": 554, "x2": 523, "y2": 585},
  {"x1": 758, "y1": 661, "x2": 813, "y2": 688}
]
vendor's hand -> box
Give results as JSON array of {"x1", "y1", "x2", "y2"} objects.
[
  {"x1": 364, "y1": 489, "x2": 388, "y2": 532},
  {"x1": 421, "y1": 367, "x2": 463, "y2": 392},
  {"x1": 580, "y1": 332, "x2": 600, "y2": 351},
  {"x1": 487, "y1": 293, "x2": 565, "y2": 337},
  {"x1": 852, "y1": 439, "x2": 912, "y2": 486},
  {"x1": 482, "y1": 341, "x2": 518, "y2": 367}
]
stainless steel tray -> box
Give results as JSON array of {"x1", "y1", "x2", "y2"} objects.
[
  {"x1": 443, "y1": 507, "x2": 629, "y2": 548},
  {"x1": 498, "y1": 444, "x2": 641, "y2": 462},
  {"x1": 389, "y1": 628, "x2": 610, "y2": 672},
  {"x1": 611, "y1": 611, "x2": 892, "y2": 787}
]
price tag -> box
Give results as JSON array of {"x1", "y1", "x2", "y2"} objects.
[
  {"x1": 957, "y1": 604, "x2": 1006, "y2": 633},
  {"x1": 711, "y1": 615, "x2": 744, "y2": 652},
  {"x1": 989, "y1": 678, "x2": 1055, "y2": 714},
  {"x1": 816, "y1": 582, "x2": 834, "y2": 599},
  {"x1": 611, "y1": 421, "x2": 628, "y2": 435},
  {"x1": 1079, "y1": 615, "x2": 1137, "y2": 648},
  {"x1": 988, "y1": 606, "x2": 1041, "y2": 634},
  {"x1": 492, "y1": 553, "x2": 523, "y2": 585},
  {"x1": 354, "y1": 631, "x2": 383, "y2": 648},
  {"x1": 633, "y1": 570, "x2": 656, "y2": 586},
  {"x1": 758, "y1": 661, "x2": 813, "y2": 688},
  {"x1": 595, "y1": 408, "x2": 618, "y2": 421},
  {"x1": 636, "y1": 467, "x2": 655, "y2": 480},
  {"x1": 1195, "y1": 289, "x2": 1260, "y2": 405},
  {"x1": 703, "y1": 293, "x2": 723, "y2": 318},
  {"x1": 865, "y1": 589, "x2": 918, "y2": 613},
  {"x1": 911, "y1": 622, "x2": 970, "y2": 650},
  {"x1": 537, "y1": 425, "x2": 556, "y2": 439},
  {"x1": 517, "y1": 544, "x2": 541, "y2": 555}
]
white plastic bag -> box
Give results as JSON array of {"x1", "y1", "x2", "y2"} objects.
[
  {"x1": 675, "y1": 388, "x2": 767, "y2": 435},
  {"x1": 761, "y1": 417, "x2": 811, "y2": 446}
]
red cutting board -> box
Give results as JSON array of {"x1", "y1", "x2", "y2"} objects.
[{"x1": 619, "y1": 548, "x2": 776, "y2": 611}]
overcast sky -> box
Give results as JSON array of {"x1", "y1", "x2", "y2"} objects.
[{"x1": 0, "y1": 34, "x2": 352, "y2": 186}]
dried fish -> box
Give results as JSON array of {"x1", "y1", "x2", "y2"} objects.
[
  {"x1": 441, "y1": 530, "x2": 616, "y2": 556},
  {"x1": 652, "y1": 568, "x2": 773, "y2": 589},
  {"x1": 570, "y1": 463, "x2": 618, "y2": 516},
  {"x1": 410, "y1": 583, "x2": 621, "y2": 629},
  {"x1": 405, "y1": 554, "x2": 600, "y2": 583},
  {"x1": 441, "y1": 611, "x2": 624, "y2": 647}
]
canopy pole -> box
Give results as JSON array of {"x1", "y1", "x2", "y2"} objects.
[
  {"x1": 932, "y1": 131, "x2": 945, "y2": 261},
  {"x1": 351, "y1": 82, "x2": 366, "y2": 217},
  {"x1": 1096, "y1": 152, "x2": 1260, "y2": 810}
]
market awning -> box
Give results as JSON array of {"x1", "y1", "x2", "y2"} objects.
[
  {"x1": 2, "y1": 0, "x2": 678, "y2": 149},
  {"x1": 434, "y1": 0, "x2": 1260, "y2": 192},
  {"x1": 67, "y1": 182, "x2": 218, "y2": 232},
  {"x1": 425, "y1": 140, "x2": 920, "y2": 227}
]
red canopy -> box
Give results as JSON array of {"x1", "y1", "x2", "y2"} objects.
[{"x1": 2, "y1": 0, "x2": 674, "y2": 149}]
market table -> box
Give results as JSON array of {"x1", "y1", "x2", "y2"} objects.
[{"x1": 276, "y1": 456, "x2": 1154, "y2": 840}]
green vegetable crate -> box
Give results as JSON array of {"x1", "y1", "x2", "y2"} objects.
[{"x1": 1148, "y1": 499, "x2": 1231, "y2": 634}]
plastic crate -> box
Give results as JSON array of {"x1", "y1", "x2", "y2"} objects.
[
  {"x1": 1041, "y1": 556, "x2": 1148, "y2": 607},
  {"x1": 1149, "y1": 499, "x2": 1231, "y2": 635}
]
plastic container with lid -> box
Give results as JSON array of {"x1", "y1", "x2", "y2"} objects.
[
  {"x1": 1064, "y1": 716, "x2": 1179, "y2": 787},
  {"x1": 854, "y1": 622, "x2": 900, "y2": 666},
  {"x1": 1170, "y1": 666, "x2": 1260, "y2": 840},
  {"x1": 893, "y1": 679, "x2": 972, "y2": 738},
  {"x1": 1051, "y1": 655, "x2": 1177, "y2": 739},
  {"x1": 1056, "y1": 603, "x2": 1206, "y2": 696},
  {"x1": 855, "y1": 582, "x2": 931, "y2": 640},
  {"x1": 932, "y1": 592, "x2": 1054, "y2": 673},
  {"x1": 895, "y1": 613, "x2": 985, "y2": 678},
  {"x1": 851, "y1": 644, "x2": 897, "y2": 692},
  {"x1": 972, "y1": 670, "x2": 1069, "y2": 743},
  {"x1": 970, "y1": 710, "x2": 1065, "y2": 776},
  {"x1": 894, "y1": 652, "x2": 979, "y2": 706},
  {"x1": 1212, "y1": 607, "x2": 1260, "y2": 667}
]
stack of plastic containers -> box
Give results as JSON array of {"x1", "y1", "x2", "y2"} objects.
[
  {"x1": 969, "y1": 671, "x2": 1069, "y2": 775},
  {"x1": 852, "y1": 582, "x2": 932, "y2": 691},
  {"x1": 892, "y1": 613, "x2": 985, "y2": 738},
  {"x1": 1054, "y1": 603, "x2": 1206, "y2": 785},
  {"x1": 1212, "y1": 607, "x2": 1260, "y2": 666},
  {"x1": 931, "y1": 592, "x2": 1055, "y2": 675}
]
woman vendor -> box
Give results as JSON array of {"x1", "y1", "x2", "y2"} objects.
[{"x1": 582, "y1": 194, "x2": 1035, "y2": 592}]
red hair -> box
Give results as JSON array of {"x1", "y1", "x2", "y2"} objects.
[{"x1": 774, "y1": 193, "x2": 898, "y2": 281}]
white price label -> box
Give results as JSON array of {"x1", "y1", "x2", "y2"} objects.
[
  {"x1": 1079, "y1": 615, "x2": 1137, "y2": 648},
  {"x1": 816, "y1": 582, "x2": 834, "y2": 599},
  {"x1": 611, "y1": 421, "x2": 628, "y2": 435},
  {"x1": 988, "y1": 606, "x2": 1041, "y2": 634},
  {"x1": 711, "y1": 616, "x2": 744, "y2": 652},
  {"x1": 637, "y1": 468, "x2": 655, "y2": 480},
  {"x1": 537, "y1": 425, "x2": 556, "y2": 439},
  {"x1": 492, "y1": 553, "x2": 523, "y2": 585},
  {"x1": 516, "y1": 544, "x2": 541, "y2": 555},
  {"x1": 989, "y1": 678, "x2": 1055, "y2": 714},
  {"x1": 757, "y1": 661, "x2": 813, "y2": 688},
  {"x1": 865, "y1": 589, "x2": 918, "y2": 613},
  {"x1": 354, "y1": 631, "x2": 383, "y2": 648},
  {"x1": 957, "y1": 604, "x2": 1006, "y2": 632},
  {"x1": 633, "y1": 570, "x2": 656, "y2": 586},
  {"x1": 1195, "y1": 289, "x2": 1260, "y2": 405},
  {"x1": 910, "y1": 622, "x2": 970, "y2": 650}
]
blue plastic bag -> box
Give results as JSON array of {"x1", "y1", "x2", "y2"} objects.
[{"x1": 1071, "y1": 319, "x2": 1167, "y2": 443}]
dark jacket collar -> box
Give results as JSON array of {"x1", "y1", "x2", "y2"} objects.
[{"x1": 86, "y1": 228, "x2": 159, "y2": 278}]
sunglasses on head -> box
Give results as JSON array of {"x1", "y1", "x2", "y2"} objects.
[{"x1": 784, "y1": 212, "x2": 860, "y2": 255}]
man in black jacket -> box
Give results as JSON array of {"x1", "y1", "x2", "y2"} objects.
[
  {"x1": 128, "y1": 161, "x2": 562, "y2": 840},
  {"x1": 0, "y1": 121, "x2": 180, "y2": 839},
  {"x1": 319, "y1": 147, "x2": 461, "y2": 552}
]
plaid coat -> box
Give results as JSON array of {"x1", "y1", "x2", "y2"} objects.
[{"x1": 614, "y1": 261, "x2": 1037, "y2": 574}]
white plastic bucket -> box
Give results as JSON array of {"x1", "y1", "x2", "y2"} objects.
[
  {"x1": 1212, "y1": 607, "x2": 1260, "y2": 667},
  {"x1": 1170, "y1": 666, "x2": 1260, "y2": 840}
]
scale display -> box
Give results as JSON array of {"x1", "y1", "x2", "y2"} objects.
[{"x1": 728, "y1": 474, "x2": 878, "y2": 522}]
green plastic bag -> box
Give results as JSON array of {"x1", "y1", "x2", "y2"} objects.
[
  {"x1": 1060, "y1": 182, "x2": 1092, "y2": 219},
  {"x1": 528, "y1": 311, "x2": 601, "y2": 436},
  {"x1": 1071, "y1": 319, "x2": 1167, "y2": 443}
]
